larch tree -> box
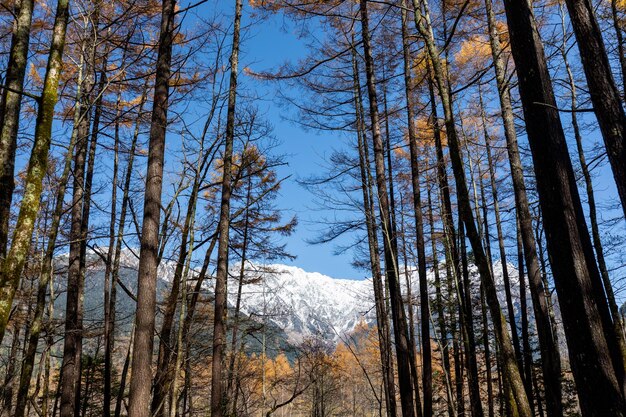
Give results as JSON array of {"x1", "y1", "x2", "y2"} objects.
[
  {"x1": 502, "y1": 0, "x2": 626, "y2": 413},
  {"x1": 0, "y1": 0, "x2": 35, "y2": 257},
  {"x1": 126, "y1": 0, "x2": 177, "y2": 413},
  {"x1": 211, "y1": 0, "x2": 243, "y2": 416},
  {"x1": 0, "y1": 0, "x2": 70, "y2": 343}
]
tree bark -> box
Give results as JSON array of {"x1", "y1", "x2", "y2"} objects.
[
  {"x1": 358, "y1": 2, "x2": 416, "y2": 416},
  {"x1": 60, "y1": 26, "x2": 98, "y2": 414},
  {"x1": 211, "y1": 0, "x2": 242, "y2": 415},
  {"x1": 126, "y1": 0, "x2": 177, "y2": 413},
  {"x1": 558, "y1": 2, "x2": 626, "y2": 381},
  {"x1": 483, "y1": 0, "x2": 563, "y2": 413},
  {"x1": 351, "y1": 43, "x2": 397, "y2": 417},
  {"x1": 0, "y1": 0, "x2": 35, "y2": 257},
  {"x1": 400, "y1": 4, "x2": 432, "y2": 414},
  {"x1": 105, "y1": 78, "x2": 148, "y2": 417},
  {"x1": 0, "y1": 0, "x2": 70, "y2": 343},
  {"x1": 501, "y1": 0, "x2": 626, "y2": 413}
]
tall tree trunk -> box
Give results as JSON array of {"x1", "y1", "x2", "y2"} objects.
[
  {"x1": 168, "y1": 201, "x2": 196, "y2": 417},
  {"x1": 426, "y1": 63, "x2": 466, "y2": 416},
  {"x1": 0, "y1": 0, "x2": 70, "y2": 343},
  {"x1": 501, "y1": 0, "x2": 626, "y2": 413},
  {"x1": 102, "y1": 74, "x2": 121, "y2": 417},
  {"x1": 412, "y1": 0, "x2": 531, "y2": 414},
  {"x1": 483, "y1": 0, "x2": 563, "y2": 413},
  {"x1": 563, "y1": 0, "x2": 626, "y2": 219},
  {"x1": 480, "y1": 96, "x2": 524, "y2": 379},
  {"x1": 60, "y1": 31, "x2": 97, "y2": 415},
  {"x1": 351, "y1": 43, "x2": 397, "y2": 417},
  {"x1": 358, "y1": 2, "x2": 416, "y2": 416},
  {"x1": 427, "y1": 187, "x2": 454, "y2": 417},
  {"x1": 226, "y1": 170, "x2": 252, "y2": 414},
  {"x1": 558, "y1": 2, "x2": 626, "y2": 377},
  {"x1": 457, "y1": 221, "x2": 483, "y2": 417},
  {"x1": 105, "y1": 79, "x2": 148, "y2": 416},
  {"x1": 211, "y1": 0, "x2": 242, "y2": 415},
  {"x1": 473, "y1": 141, "x2": 502, "y2": 414},
  {"x1": 152, "y1": 170, "x2": 203, "y2": 416},
  {"x1": 517, "y1": 216, "x2": 534, "y2": 412},
  {"x1": 481, "y1": 287, "x2": 495, "y2": 417},
  {"x1": 425, "y1": 43, "x2": 483, "y2": 417},
  {"x1": 400, "y1": 4, "x2": 432, "y2": 414},
  {"x1": 0, "y1": 0, "x2": 35, "y2": 257},
  {"x1": 126, "y1": 0, "x2": 177, "y2": 412}
]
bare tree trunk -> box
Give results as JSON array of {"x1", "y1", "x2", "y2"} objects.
[
  {"x1": 211, "y1": 1, "x2": 242, "y2": 415},
  {"x1": 127, "y1": 0, "x2": 177, "y2": 413},
  {"x1": 0, "y1": 0, "x2": 70, "y2": 343},
  {"x1": 426, "y1": 62, "x2": 467, "y2": 416},
  {"x1": 105, "y1": 79, "x2": 148, "y2": 417},
  {"x1": 424, "y1": 39, "x2": 483, "y2": 417},
  {"x1": 152, "y1": 180, "x2": 201, "y2": 416},
  {"x1": 480, "y1": 95, "x2": 524, "y2": 379},
  {"x1": 351, "y1": 43, "x2": 397, "y2": 417},
  {"x1": 13, "y1": 62, "x2": 83, "y2": 414},
  {"x1": 358, "y1": 2, "x2": 415, "y2": 416},
  {"x1": 517, "y1": 216, "x2": 534, "y2": 412},
  {"x1": 457, "y1": 220, "x2": 483, "y2": 417},
  {"x1": 558, "y1": 2, "x2": 626, "y2": 379},
  {"x1": 412, "y1": 0, "x2": 531, "y2": 413},
  {"x1": 483, "y1": 0, "x2": 563, "y2": 413},
  {"x1": 60, "y1": 30, "x2": 97, "y2": 414},
  {"x1": 225, "y1": 173, "x2": 252, "y2": 411},
  {"x1": 102, "y1": 90, "x2": 119, "y2": 417},
  {"x1": 501, "y1": 0, "x2": 626, "y2": 413},
  {"x1": 400, "y1": 4, "x2": 431, "y2": 414},
  {"x1": 481, "y1": 287, "x2": 494, "y2": 417},
  {"x1": 0, "y1": 0, "x2": 35, "y2": 256},
  {"x1": 427, "y1": 187, "x2": 454, "y2": 417}
]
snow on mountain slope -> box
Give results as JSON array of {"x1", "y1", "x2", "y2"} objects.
[
  {"x1": 222, "y1": 264, "x2": 376, "y2": 343},
  {"x1": 213, "y1": 260, "x2": 531, "y2": 344},
  {"x1": 66, "y1": 250, "x2": 530, "y2": 345}
]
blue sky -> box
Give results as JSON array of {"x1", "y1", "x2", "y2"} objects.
[{"x1": 228, "y1": 4, "x2": 364, "y2": 279}]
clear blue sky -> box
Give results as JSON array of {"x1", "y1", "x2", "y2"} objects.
[{"x1": 229, "y1": 4, "x2": 364, "y2": 279}]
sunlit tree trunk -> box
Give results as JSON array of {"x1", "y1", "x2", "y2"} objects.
[
  {"x1": 400, "y1": 4, "x2": 432, "y2": 414},
  {"x1": 211, "y1": 0, "x2": 242, "y2": 415},
  {"x1": 0, "y1": 0, "x2": 70, "y2": 344},
  {"x1": 0, "y1": 0, "x2": 35, "y2": 257},
  {"x1": 127, "y1": 0, "x2": 177, "y2": 412},
  {"x1": 359, "y1": 1, "x2": 416, "y2": 415}
]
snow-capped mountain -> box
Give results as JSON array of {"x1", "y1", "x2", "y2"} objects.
[
  {"x1": 219, "y1": 264, "x2": 376, "y2": 343},
  {"x1": 55, "y1": 250, "x2": 534, "y2": 346}
]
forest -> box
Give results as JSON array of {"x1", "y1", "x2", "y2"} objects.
[{"x1": 0, "y1": 0, "x2": 626, "y2": 415}]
